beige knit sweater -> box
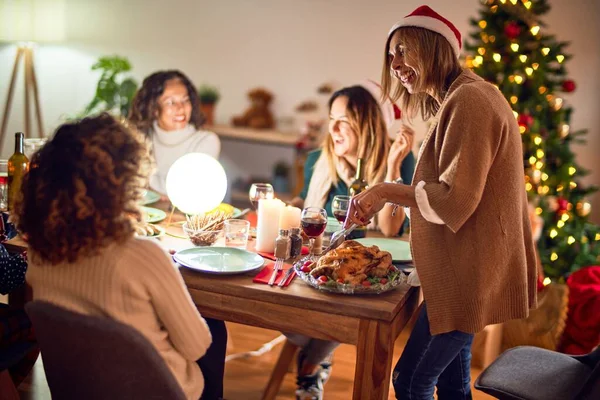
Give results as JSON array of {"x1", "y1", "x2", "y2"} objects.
[
  {"x1": 411, "y1": 69, "x2": 538, "y2": 335},
  {"x1": 26, "y1": 237, "x2": 211, "y2": 400}
]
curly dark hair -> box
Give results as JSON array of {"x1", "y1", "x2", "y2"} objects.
[
  {"x1": 128, "y1": 70, "x2": 204, "y2": 136},
  {"x1": 14, "y1": 113, "x2": 151, "y2": 265}
]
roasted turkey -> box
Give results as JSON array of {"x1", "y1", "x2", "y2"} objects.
[{"x1": 309, "y1": 240, "x2": 392, "y2": 285}]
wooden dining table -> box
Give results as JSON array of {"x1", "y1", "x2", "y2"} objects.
[{"x1": 4, "y1": 202, "x2": 421, "y2": 399}]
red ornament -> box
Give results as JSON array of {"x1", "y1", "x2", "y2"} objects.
[
  {"x1": 562, "y1": 80, "x2": 576, "y2": 93},
  {"x1": 557, "y1": 197, "x2": 569, "y2": 214},
  {"x1": 504, "y1": 22, "x2": 521, "y2": 39},
  {"x1": 518, "y1": 113, "x2": 534, "y2": 127}
]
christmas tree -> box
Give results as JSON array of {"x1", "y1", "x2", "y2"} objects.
[{"x1": 465, "y1": 0, "x2": 600, "y2": 281}]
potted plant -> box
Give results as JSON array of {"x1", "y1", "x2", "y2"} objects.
[
  {"x1": 81, "y1": 55, "x2": 138, "y2": 117},
  {"x1": 198, "y1": 84, "x2": 220, "y2": 126}
]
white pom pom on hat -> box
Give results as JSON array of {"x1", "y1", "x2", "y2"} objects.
[
  {"x1": 358, "y1": 79, "x2": 402, "y2": 131},
  {"x1": 388, "y1": 5, "x2": 462, "y2": 58}
]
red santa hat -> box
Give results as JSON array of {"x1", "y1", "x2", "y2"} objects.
[
  {"x1": 388, "y1": 5, "x2": 462, "y2": 58},
  {"x1": 359, "y1": 79, "x2": 402, "y2": 133}
]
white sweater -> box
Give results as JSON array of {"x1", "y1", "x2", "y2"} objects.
[
  {"x1": 26, "y1": 237, "x2": 211, "y2": 400},
  {"x1": 150, "y1": 122, "x2": 221, "y2": 194}
]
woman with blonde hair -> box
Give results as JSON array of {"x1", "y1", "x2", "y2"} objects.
[
  {"x1": 345, "y1": 6, "x2": 537, "y2": 399},
  {"x1": 288, "y1": 81, "x2": 415, "y2": 400},
  {"x1": 15, "y1": 114, "x2": 226, "y2": 400},
  {"x1": 293, "y1": 80, "x2": 415, "y2": 237}
]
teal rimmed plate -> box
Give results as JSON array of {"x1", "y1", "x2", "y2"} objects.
[
  {"x1": 141, "y1": 206, "x2": 167, "y2": 224},
  {"x1": 355, "y1": 238, "x2": 412, "y2": 262},
  {"x1": 140, "y1": 190, "x2": 161, "y2": 205},
  {"x1": 173, "y1": 247, "x2": 264, "y2": 275}
]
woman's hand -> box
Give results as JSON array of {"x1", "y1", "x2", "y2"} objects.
[
  {"x1": 344, "y1": 183, "x2": 391, "y2": 228},
  {"x1": 388, "y1": 124, "x2": 415, "y2": 172}
]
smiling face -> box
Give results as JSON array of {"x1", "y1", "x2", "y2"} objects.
[
  {"x1": 328, "y1": 96, "x2": 358, "y2": 159},
  {"x1": 155, "y1": 78, "x2": 192, "y2": 131},
  {"x1": 388, "y1": 31, "x2": 424, "y2": 95}
]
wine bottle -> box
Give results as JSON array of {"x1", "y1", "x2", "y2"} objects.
[
  {"x1": 8, "y1": 132, "x2": 29, "y2": 211},
  {"x1": 348, "y1": 158, "x2": 368, "y2": 197},
  {"x1": 348, "y1": 158, "x2": 368, "y2": 239}
]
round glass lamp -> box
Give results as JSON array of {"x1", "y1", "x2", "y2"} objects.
[{"x1": 166, "y1": 153, "x2": 227, "y2": 215}]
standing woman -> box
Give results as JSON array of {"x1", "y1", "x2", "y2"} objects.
[
  {"x1": 128, "y1": 70, "x2": 221, "y2": 195},
  {"x1": 345, "y1": 6, "x2": 537, "y2": 399}
]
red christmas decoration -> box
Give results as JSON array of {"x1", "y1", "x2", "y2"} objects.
[
  {"x1": 504, "y1": 22, "x2": 521, "y2": 39},
  {"x1": 562, "y1": 80, "x2": 576, "y2": 93},
  {"x1": 557, "y1": 197, "x2": 569, "y2": 215},
  {"x1": 518, "y1": 113, "x2": 534, "y2": 127}
]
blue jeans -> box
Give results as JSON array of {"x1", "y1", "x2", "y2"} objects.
[{"x1": 393, "y1": 303, "x2": 474, "y2": 400}]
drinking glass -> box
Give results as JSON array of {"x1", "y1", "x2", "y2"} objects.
[
  {"x1": 0, "y1": 160, "x2": 7, "y2": 211},
  {"x1": 249, "y1": 183, "x2": 274, "y2": 210},
  {"x1": 224, "y1": 219, "x2": 251, "y2": 249},
  {"x1": 301, "y1": 207, "x2": 327, "y2": 255},
  {"x1": 24, "y1": 138, "x2": 47, "y2": 159},
  {"x1": 331, "y1": 195, "x2": 350, "y2": 224}
]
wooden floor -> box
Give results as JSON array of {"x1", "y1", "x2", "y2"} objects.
[{"x1": 17, "y1": 322, "x2": 494, "y2": 399}]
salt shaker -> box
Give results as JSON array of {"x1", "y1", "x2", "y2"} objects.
[
  {"x1": 274, "y1": 229, "x2": 291, "y2": 260},
  {"x1": 289, "y1": 227, "x2": 303, "y2": 259}
]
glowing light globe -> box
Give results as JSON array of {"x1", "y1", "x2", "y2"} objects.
[{"x1": 165, "y1": 153, "x2": 227, "y2": 215}]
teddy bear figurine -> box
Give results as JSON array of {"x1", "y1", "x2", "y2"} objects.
[{"x1": 231, "y1": 88, "x2": 275, "y2": 129}]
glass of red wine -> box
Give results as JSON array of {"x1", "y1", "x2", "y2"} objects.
[
  {"x1": 301, "y1": 207, "x2": 328, "y2": 255},
  {"x1": 249, "y1": 183, "x2": 274, "y2": 210},
  {"x1": 331, "y1": 195, "x2": 350, "y2": 225}
]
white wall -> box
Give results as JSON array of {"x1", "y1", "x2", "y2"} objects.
[{"x1": 1, "y1": 0, "x2": 599, "y2": 220}]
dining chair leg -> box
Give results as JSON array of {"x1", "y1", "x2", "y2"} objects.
[{"x1": 261, "y1": 339, "x2": 299, "y2": 400}]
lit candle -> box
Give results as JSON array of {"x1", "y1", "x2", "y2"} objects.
[
  {"x1": 256, "y1": 198, "x2": 285, "y2": 252},
  {"x1": 279, "y1": 205, "x2": 301, "y2": 230}
]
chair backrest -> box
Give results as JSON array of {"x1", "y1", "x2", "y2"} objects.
[
  {"x1": 26, "y1": 301, "x2": 186, "y2": 400},
  {"x1": 576, "y1": 346, "x2": 600, "y2": 400}
]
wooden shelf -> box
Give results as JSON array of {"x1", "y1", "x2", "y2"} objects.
[{"x1": 210, "y1": 124, "x2": 299, "y2": 147}]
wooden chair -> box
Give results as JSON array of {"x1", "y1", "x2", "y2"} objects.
[{"x1": 262, "y1": 339, "x2": 299, "y2": 400}]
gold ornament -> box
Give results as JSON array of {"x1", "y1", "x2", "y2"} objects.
[
  {"x1": 560, "y1": 124, "x2": 570, "y2": 138},
  {"x1": 576, "y1": 202, "x2": 591, "y2": 217}
]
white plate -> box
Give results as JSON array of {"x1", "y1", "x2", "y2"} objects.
[{"x1": 174, "y1": 247, "x2": 264, "y2": 275}]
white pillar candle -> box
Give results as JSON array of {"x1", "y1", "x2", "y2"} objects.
[
  {"x1": 256, "y1": 198, "x2": 285, "y2": 252},
  {"x1": 279, "y1": 205, "x2": 302, "y2": 230}
]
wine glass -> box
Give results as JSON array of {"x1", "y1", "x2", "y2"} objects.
[
  {"x1": 249, "y1": 183, "x2": 274, "y2": 210},
  {"x1": 331, "y1": 195, "x2": 350, "y2": 225},
  {"x1": 301, "y1": 207, "x2": 328, "y2": 255}
]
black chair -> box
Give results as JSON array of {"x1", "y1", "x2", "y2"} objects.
[
  {"x1": 26, "y1": 301, "x2": 186, "y2": 400},
  {"x1": 475, "y1": 345, "x2": 600, "y2": 400}
]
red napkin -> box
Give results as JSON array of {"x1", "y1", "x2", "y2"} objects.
[
  {"x1": 253, "y1": 261, "x2": 296, "y2": 287},
  {"x1": 257, "y1": 246, "x2": 309, "y2": 261}
]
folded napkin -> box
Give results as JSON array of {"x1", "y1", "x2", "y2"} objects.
[
  {"x1": 253, "y1": 261, "x2": 296, "y2": 287},
  {"x1": 256, "y1": 246, "x2": 309, "y2": 261}
]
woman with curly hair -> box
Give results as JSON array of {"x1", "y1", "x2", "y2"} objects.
[
  {"x1": 15, "y1": 114, "x2": 227, "y2": 400},
  {"x1": 129, "y1": 70, "x2": 221, "y2": 194}
]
